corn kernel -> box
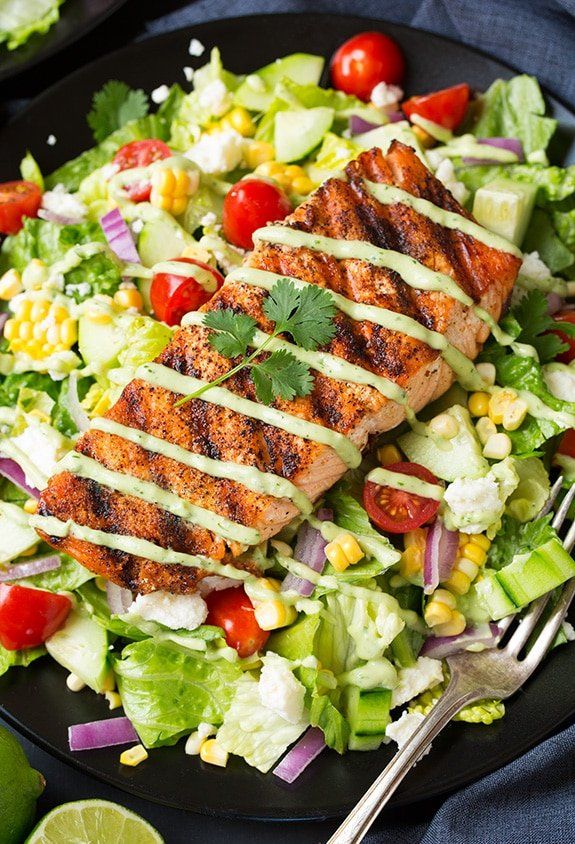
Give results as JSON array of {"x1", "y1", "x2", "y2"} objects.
[
  {"x1": 85, "y1": 307, "x2": 112, "y2": 324},
  {"x1": 258, "y1": 160, "x2": 283, "y2": 178},
  {"x1": 257, "y1": 577, "x2": 282, "y2": 594},
  {"x1": 443, "y1": 569, "x2": 471, "y2": 595},
  {"x1": 412, "y1": 124, "x2": 435, "y2": 148},
  {"x1": 284, "y1": 165, "x2": 303, "y2": 179},
  {"x1": 476, "y1": 362, "x2": 496, "y2": 386},
  {"x1": 0, "y1": 269, "x2": 22, "y2": 300},
  {"x1": 404, "y1": 527, "x2": 427, "y2": 549},
  {"x1": 399, "y1": 545, "x2": 423, "y2": 578},
  {"x1": 378, "y1": 444, "x2": 402, "y2": 466},
  {"x1": 66, "y1": 672, "x2": 86, "y2": 692},
  {"x1": 3, "y1": 318, "x2": 17, "y2": 341},
  {"x1": 172, "y1": 197, "x2": 188, "y2": 216},
  {"x1": 23, "y1": 498, "x2": 37, "y2": 514},
  {"x1": 428, "y1": 412, "x2": 459, "y2": 439},
  {"x1": 461, "y1": 541, "x2": 487, "y2": 567},
  {"x1": 227, "y1": 106, "x2": 255, "y2": 137},
  {"x1": 26, "y1": 340, "x2": 42, "y2": 359},
  {"x1": 114, "y1": 288, "x2": 143, "y2": 311},
  {"x1": 185, "y1": 723, "x2": 216, "y2": 755},
  {"x1": 274, "y1": 172, "x2": 292, "y2": 189},
  {"x1": 245, "y1": 141, "x2": 275, "y2": 169},
  {"x1": 502, "y1": 399, "x2": 528, "y2": 432},
  {"x1": 200, "y1": 739, "x2": 228, "y2": 768},
  {"x1": 325, "y1": 539, "x2": 349, "y2": 572},
  {"x1": 269, "y1": 539, "x2": 293, "y2": 558},
  {"x1": 470, "y1": 533, "x2": 491, "y2": 552},
  {"x1": 468, "y1": 391, "x2": 490, "y2": 417},
  {"x1": 291, "y1": 176, "x2": 314, "y2": 195},
  {"x1": 340, "y1": 534, "x2": 364, "y2": 565},
  {"x1": 432, "y1": 588, "x2": 457, "y2": 609},
  {"x1": 105, "y1": 691, "x2": 122, "y2": 710},
  {"x1": 488, "y1": 389, "x2": 517, "y2": 425},
  {"x1": 92, "y1": 392, "x2": 112, "y2": 416},
  {"x1": 18, "y1": 321, "x2": 34, "y2": 341},
  {"x1": 30, "y1": 299, "x2": 49, "y2": 322},
  {"x1": 174, "y1": 169, "x2": 192, "y2": 197},
  {"x1": 476, "y1": 416, "x2": 497, "y2": 445},
  {"x1": 120, "y1": 744, "x2": 148, "y2": 767},
  {"x1": 60, "y1": 318, "x2": 78, "y2": 346},
  {"x1": 483, "y1": 432, "x2": 512, "y2": 460},
  {"x1": 457, "y1": 557, "x2": 479, "y2": 580},
  {"x1": 46, "y1": 323, "x2": 59, "y2": 345},
  {"x1": 49, "y1": 303, "x2": 68, "y2": 323},
  {"x1": 434, "y1": 611, "x2": 466, "y2": 637},
  {"x1": 16, "y1": 299, "x2": 32, "y2": 321},
  {"x1": 22, "y1": 259, "x2": 48, "y2": 291},
  {"x1": 424, "y1": 601, "x2": 453, "y2": 626},
  {"x1": 254, "y1": 599, "x2": 296, "y2": 631}
]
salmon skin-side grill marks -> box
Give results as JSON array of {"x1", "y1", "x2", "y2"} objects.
[{"x1": 36, "y1": 142, "x2": 521, "y2": 594}]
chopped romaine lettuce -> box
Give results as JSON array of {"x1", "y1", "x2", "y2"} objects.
[
  {"x1": 523, "y1": 209, "x2": 574, "y2": 274},
  {"x1": 19, "y1": 554, "x2": 93, "y2": 592},
  {"x1": 114, "y1": 638, "x2": 242, "y2": 747},
  {"x1": 19, "y1": 151, "x2": 44, "y2": 189},
  {"x1": 458, "y1": 163, "x2": 575, "y2": 204},
  {"x1": 297, "y1": 664, "x2": 349, "y2": 754},
  {"x1": 505, "y1": 456, "x2": 550, "y2": 522},
  {"x1": 0, "y1": 642, "x2": 44, "y2": 678},
  {"x1": 63, "y1": 252, "x2": 122, "y2": 303},
  {"x1": 0, "y1": 218, "x2": 105, "y2": 275},
  {"x1": 0, "y1": 0, "x2": 62, "y2": 51},
  {"x1": 487, "y1": 513, "x2": 558, "y2": 571}
]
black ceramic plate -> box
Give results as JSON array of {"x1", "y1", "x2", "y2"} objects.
[
  {"x1": 0, "y1": 0, "x2": 128, "y2": 84},
  {"x1": 0, "y1": 13, "x2": 574, "y2": 822}
]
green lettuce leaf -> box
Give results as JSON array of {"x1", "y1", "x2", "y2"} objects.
[
  {"x1": 0, "y1": 371, "x2": 59, "y2": 407},
  {"x1": 0, "y1": 218, "x2": 105, "y2": 274},
  {"x1": 19, "y1": 554, "x2": 93, "y2": 592},
  {"x1": 116, "y1": 315, "x2": 173, "y2": 370},
  {"x1": 324, "y1": 483, "x2": 400, "y2": 569},
  {"x1": 0, "y1": 643, "x2": 44, "y2": 678},
  {"x1": 114, "y1": 638, "x2": 242, "y2": 747},
  {"x1": 457, "y1": 163, "x2": 575, "y2": 204},
  {"x1": 19, "y1": 151, "x2": 44, "y2": 189},
  {"x1": 505, "y1": 457, "x2": 550, "y2": 522},
  {"x1": 296, "y1": 664, "x2": 349, "y2": 754},
  {"x1": 63, "y1": 252, "x2": 122, "y2": 303},
  {"x1": 488, "y1": 513, "x2": 558, "y2": 571},
  {"x1": 473, "y1": 75, "x2": 557, "y2": 154},
  {"x1": 523, "y1": 209, "x2": 574, "y2": 274},
  {"x1": 0, "y1": 0, "x2": 62, "y2": 50}
]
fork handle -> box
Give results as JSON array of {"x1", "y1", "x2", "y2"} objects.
[{"x1": 326, "y1": 684, "x2": 475, "y2": 844}]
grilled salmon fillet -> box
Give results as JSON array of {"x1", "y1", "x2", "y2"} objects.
[{"x1": 36, "y1": 142, "x2": 521, "y2": 593}]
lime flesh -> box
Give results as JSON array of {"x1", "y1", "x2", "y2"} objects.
[{"x1": 25, "y1": 799, "x2": 164, "y2": 844}]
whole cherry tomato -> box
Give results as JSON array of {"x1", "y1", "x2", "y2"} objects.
[
  {"x1": 150, "y1": 256, "x2": 225, "y2": 325},
  {"x1": 205, "y1": 586, "x2": 269, "y2": 657},
  {"x1": 0, "y1": 181, "x2": 42, "y2": 235},
  {"x1": 330, "y1": 31, "x2": 406, "y2": 102},
  {"x1": 222, "y1": 179, "x2": 291, "y2": 250},
  {"x1": 0, "y1": 584, "x2": 72, "y2": 651},
  {"x1": 363, "y1": 461, "x2": 441, "y2": 534}
]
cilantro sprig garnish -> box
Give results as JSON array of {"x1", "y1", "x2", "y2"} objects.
[
  {"x1": 176, "y1": 279, "x2": 336, "y2": 406},
  {"x1": 87, "y1": 81, "x2": 149, "y2": 143}
]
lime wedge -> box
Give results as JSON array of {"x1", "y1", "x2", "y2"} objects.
[{"x1": 25, "y1": 799, "x2": 163, "y2": 844}]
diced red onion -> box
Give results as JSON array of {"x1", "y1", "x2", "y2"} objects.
[
  {"x1": 68, "y1": 716, "x2": 138, "y2": 751},
  {"x1": 67, "y1": 372, "x2": 90, "y2": 433},
  {"x1": 38, "y1": 209, "x2": 82, "y2": 225},
  {"x1": 463, "y1": 137, "x2": 524, "y2": 166},
  {"x1": 0, "y1": 457, "x2": 39, "y2": 499},
  {"x1": 546, "y1": 292, "x2": 564, "y2": 315},
  {"x1": 388, "y1": 110, "x2": 404, "y2": 123},
  {"x1": 349, "y1": 115, "x2": 380, "y2": 135},
  {"x1": 100, "y1": 208, "x2": 140, "y2": 264},
  {"x1": 106, "y1": 581, "x2": 133, "y2": 614},
  {"x1": 281, "y1": 510, "x2": 331, "y2": 597},
  {"x1": 0, "y1": 555, "x2": 61, "y2": 582},
  {"x1": 273, "y1": 727, "x2": 326, "y2": 783},
  {"x1": 423, "y1": 518, "x2": 459, "y2": 595},
  {"x1": 420, "y1": 623, "x2": 502, "y2": 659}
]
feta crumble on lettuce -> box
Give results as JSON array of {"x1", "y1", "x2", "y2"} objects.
[{"x1": 125, "y1": 591, "x2": 208, "y2": 632}]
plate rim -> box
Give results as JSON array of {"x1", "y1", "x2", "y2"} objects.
[{"x1": 0, "y1": 10, "x2": 574, "y2": 822}]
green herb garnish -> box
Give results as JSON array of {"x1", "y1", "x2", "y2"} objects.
[{"x1": 87, "y1": 81, "x2": 149, "y2": 143}]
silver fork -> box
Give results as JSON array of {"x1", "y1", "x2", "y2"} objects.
[{"x1": 328, "y1": 477, "x2": 575, "y2": 844}]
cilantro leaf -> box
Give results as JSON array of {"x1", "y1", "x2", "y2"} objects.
[
  {"x1": 263, "y1": 279, "x2": 337, "y2": 350},
  {"x1": 87, "y1": 81, "x2": 149, "y2": 143},
  {"x1": 203, "y1": 309, "x2": 257, "y2": 359},
  {"x1": 252, "y1": 350, "x2": 314, "y2": 404},
  {"x1": 509, "y1": 290, "x2": 575, "y2": 363},
  {"x1": 488, "y1": 514, "x2": 557, "y2": 571}
]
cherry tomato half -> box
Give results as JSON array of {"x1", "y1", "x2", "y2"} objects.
[
  {"x1": 363, "y1": 461, "x2": 441, "y2": 534},
  {"x1": 150, "y1": 256, "x2": 224, "y2": 326},
  {"x1": 113, "y1": 139, "x2": 172, "y2": 203},
  {"x1": 558, "y1": 428, "x2": 575, "y2": 459},
  {"x1": 205, "y1": 586, "x2": 269, "y2": 658},
  {"x1": 330, "y1": 31, "x2": 406, "y2": 102},
  {"x1": 402, "y1": 83, "x2": 471, "y2": 131},
  {"x1": 0, "y1": 181, "x2": 42, "y2": 235},
  {"x1": 548, "y1": 310, "x2": 575, "y2": 364},
  {"x1": 0, "y1": 584, "x2": 71, "y2": 651},
  {"x1": 222, "y1": 179, "x2": 292, "y2": 250}
]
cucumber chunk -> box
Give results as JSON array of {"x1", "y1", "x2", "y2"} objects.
[
  {"x1": 138, "y1": 219, "x2": 193, "y2": 268},
  {"x1": 78, "y1": 316, "x2": 126, "y2": 375},
  {"x1": 475, "y1": 575, "x2": 517, "y2": 621},
  {"x1": 274, "y1": 107, "x2": 334, "y2": 162},
  {"x1": 472, "y1": 178, "x2": 536, "y2": 246},
  {"x1": 345, "y1": 686, "x2": 392, "y2": 737},
  {"x1": 46, "y1": 610, "x2": 112, "y2": 692},
  {"x1": 0, "y1": 501, "x2": 39, "y2": 563},
  {"x1": 234, "y1": 53, "x2": 325, "y2": 112}
]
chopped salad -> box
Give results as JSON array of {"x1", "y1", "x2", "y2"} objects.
[
  {"x1": 1, "y1": 30, "x2": 575, "y2": 782},
  {"x1": 0, "y1": 0, "x2": 65, "y2": 52}
]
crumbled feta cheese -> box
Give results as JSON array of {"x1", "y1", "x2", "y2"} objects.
[
  {"x1": 100, "y1": 162, "x2": 120, "y2": 180},
  {"x1": 519, "y1": 251, "x2": 551, "y2": 283},
  {"x1": 443, "y1": 475, "x2": 502, "y2": 534},
  {"x1": 185, "y1": 129, "x2": 245, "y2": 174},
  {"x1": 151, "y1": 84, "x2": 170, "y2": 104},
  {"x1": 198, "y1": 79, "x2": 232, "y2": 117},
  {"x1": 435, "y1": 159, "x2": 470, "y2": 205},
  {"x1": 543, "y1": 364, "x2": 575, "y2": 402},
  {"x1": 391, "y1": 657, "x2": 444, "y2": 708},
  {"x1": 183, "y1": 66, "x2": 194, "y2": 82},
  {"x1": 188, "y1": 38, "x2": 205, "y2": 57},
  {"x1": 386, "y1": 711, "x2": 431, "y2": 757},
  {"x1": 200, "y1": 211, "x2": 217, "y2": 228},
  {"x1": 370, "y1": 82, "x2": 403, "y2": 111},
  {"x1": 10, "y1": 422, "x2": 70, "y2": 487},
  {"x1": 39, "y1": 184, "x2": 87, "y2": 223},
  {"x1": 130, "y1": 219, "x2": 144, "y2": 235},
  {"x1": 301, "y1": 655, "x2": 320, "y2": 669},
  {"x1": 126, "y1": 590, "x2": 208, "y2": 631},
  {"x1": 258, "y1": 655, "x2": 306, "y2": 724},
  {"x1": 46, "y1": 134, "x2": 57, "y2": 146},
  {"x1": 64, "y1": 281, "x2": 91, "y2": 299},
  {"x1": 198, "y1": 576, "x2": 240, "y2": 595},
  {"x1": 426, "y1": 148, "x2": 445, "y2": 170}
]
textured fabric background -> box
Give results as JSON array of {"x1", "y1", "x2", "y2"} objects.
[{"x1": 2, "y1": 2, "x2": 575, "y2": 842}]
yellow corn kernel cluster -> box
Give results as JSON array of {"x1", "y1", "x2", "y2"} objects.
[
  {"x1": 0, "y1": 269, "x2": 23, "y2": 300},
  {"x1": 325, "y1": 533, "x2": 364, "y2": 572},
  {"x1": 200, "y1": 739, "x2": 228, "y2": 767},
  {"x1": 482, "y1": 431, "x2": 512, "y2": 460},
  {"x1": 113, "y1": 287, "x2": 143, "y2": 311},
  {"x1": 256, "y1": 160, "x2": 314, "y2": 195},
  {"x1": 252, "y1": 577, "x2": 296, "y2": 631},
  {"x1": 23, "y1": 498, "x2": 38, "y2": 514},
  {"x1": 424, "y1": 588, "x2": 466, "y2": 636},
  {"x1": 468, "y1": 391, "x2": 490, "y2": 418},
  {"x1": 488, "y1": 389, "x2": 528, "y2": 431},
  {"x1": 150, "y1": 167, "x2": 197, "y2": 216},
  {"x1": 120, "y1": 744, "x2": 148, "y2": 767},
  {"x1": 377, "y1": 443, "x2": 402, "y2": 466},
  {"x1": 399, "y1": 528, "x2": 427, "y2": 579},
  {"x1": 442, "y1": 533, "x2": 491, "y2": 595},
  {"x1": 4, "y1": 297, "x2": 77, "y2": 359},
  {"x1": 219, "y1": 106, "x2": 256, "y2": 137},
  {"x1": 244, "y1": 140, "x2": 275, "y2": 170}
]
